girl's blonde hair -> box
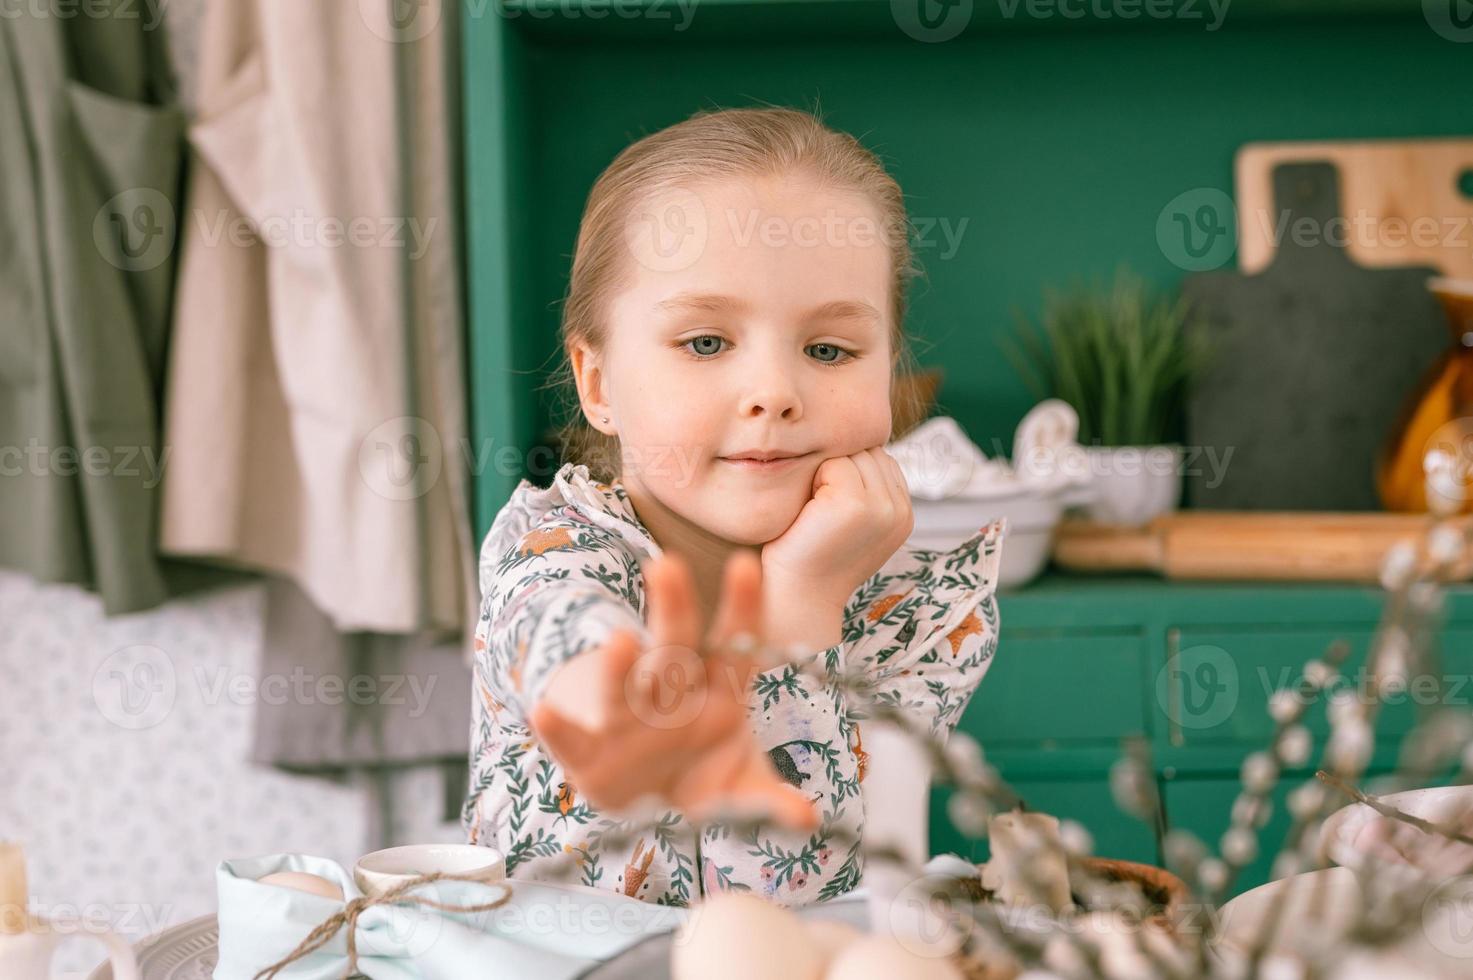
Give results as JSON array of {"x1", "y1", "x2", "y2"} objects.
[{"x1": 550, "y1": 104, "x2": 927, "y2": 484}]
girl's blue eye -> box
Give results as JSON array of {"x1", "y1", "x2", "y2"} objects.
[
  {"x1": 807, "y1": 343, "x2": 849, "y2": 364},
  {"x1": 687, "y1": 335, "x2": 724, "y2": 357}
]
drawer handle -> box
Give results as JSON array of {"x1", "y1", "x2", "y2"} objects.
[{"x1": 1166, "y1": 628, "x2": 1184, "y2": 747}]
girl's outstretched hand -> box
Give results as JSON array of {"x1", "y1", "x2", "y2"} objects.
[{"x1": 527, "y1": 548, "x2": 820, "y2": 832}]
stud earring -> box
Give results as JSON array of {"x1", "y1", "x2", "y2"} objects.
[{"x1": 601, "y1": 416, "x2": 610, "y2": 424}]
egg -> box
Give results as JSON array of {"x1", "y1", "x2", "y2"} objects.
[
  {"x1": 824, "y1": 934, "x2": 964, "y2": 979},
  {"x1": 671, "y1": 892, "x2": 823, "y2": 980},
  {"x1": 257, "y1": 870, "x2": 345, "y2": 902},
  {"x1": 805, "y1": 919, "x2": 862, "y2": 965}
]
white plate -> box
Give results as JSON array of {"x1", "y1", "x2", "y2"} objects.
[
  {"x1": 1214, "y1": 866, "x2": 1473, "y2": 976},
  {"x1": 87, "y1": 915, "x2": 221, "y2": 980},
  {"x1": 1214, "y1": 866, "x2": 1363, "y2": 958},
  {"x1": 1319, "y1": 785, "x2": 1473, "y2": 881},
  {"x1": 84, "y1": 877, "x2": 666, "y2": 980}
]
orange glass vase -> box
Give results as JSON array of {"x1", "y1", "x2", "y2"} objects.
[{"x1": 1377, "y1": 279, "x2": 1473, "y2": 513}]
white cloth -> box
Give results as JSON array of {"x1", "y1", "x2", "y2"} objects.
[{"x1": 158, "y1": 0, "x2": 469, "y2": 635}]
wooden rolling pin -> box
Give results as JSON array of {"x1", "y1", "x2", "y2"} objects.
[{"x1": 1052, "y1": 512, "x2": 1473, "y2": 582}]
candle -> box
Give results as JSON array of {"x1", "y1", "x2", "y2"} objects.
[
  {"x1": 0, "y1": 840, "x2": 28, "y2": 934},
  {"x1": 984, "y1": 811, "x2": 1073, "y2": 914}
]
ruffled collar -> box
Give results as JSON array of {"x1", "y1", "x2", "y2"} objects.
[
  {"x1": 479, "y1": 463, "x2": 663, "y2": 593},
  {"x1": 551, "y1": 463, "x2": 664, "y2": 560}
]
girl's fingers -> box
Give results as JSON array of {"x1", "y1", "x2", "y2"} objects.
[
  {"x1": 736, "y1": 751, "x2": 822, "y2": 829},
  {"x1": 600, "y1": 628, "x2": 648, "y2": 721},
  {"x1": 881, "y1": 450, "x2": 914, "y2": 544},
  {"x1": 763, "y1": 784, "x2": 822, "y2": 831},
  {"x1": 862, "y1": 448, "x2": 908, "y2": 536},
  {"x1": 849, "y1": 447, "x2": 888, "y2": 497},
  {"x1": 854, "y1": 450, "x2": 904, "y2": 543},
  {"x1": 529, "y1": 702, "x2": 598, "y2": 770},
  {"x1": 727, "y1": 748, "x2": 823, "y2": 830},
  {"x1": 703, "y1": 553, "x2": 767, "y2": 705},
  {"x1": 644, "y1": 553, "x2": 701, "y2": 654},
  {"x1": 689, "y1": 777, "x2": 821, "y2": 832},
  {"x1": 703, "y1": 548, "x2": 763, "y2": 653},
  {"x1": 812, "y1": 453, "x2": 862, "y2": 500},
  {"x1": 866, "y1": 448, "x2": 900, "y2": 513},
  {"x1": 879, "y1": 449, "x2": 910, "y2": 508}
]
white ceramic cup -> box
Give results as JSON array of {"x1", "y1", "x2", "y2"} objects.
[
  {"x1": 353, "y1": 845, "x2": 507, "y2": 900},
  {"x1": 0, "y1": 916, "x2": 140, "y2": 980}
]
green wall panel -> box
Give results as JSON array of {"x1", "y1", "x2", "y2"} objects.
[{"x1": 467, "y1": 10, "x2": 1472, "y2": 534}]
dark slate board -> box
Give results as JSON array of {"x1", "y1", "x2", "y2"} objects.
[{"x1": 1182, "y1": 161, "x2": 1446, "y2": 510}]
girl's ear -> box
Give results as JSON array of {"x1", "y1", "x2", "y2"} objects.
[{"x1": 570, "y1": 341, "x2": 616, "y2": 435}]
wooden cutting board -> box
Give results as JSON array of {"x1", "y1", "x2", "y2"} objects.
[
  {"x1": 1236, "y1": 137, "x2": 1473, "y2": 279},
  {"x1": 1052, "y1": 511, "x2": 1473, "y2": 582},
  {"x1": 1183, "y1": 161, "x2": 1446, "y2": 511}
]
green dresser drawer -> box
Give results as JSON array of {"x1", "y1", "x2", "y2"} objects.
[
  {"x1": 1161, "y1": 770, "x2": 1397, "y2": 897},
  {"x1": 1161, "y1": 626, "x2": 1473, "y2": 748},
  {"x1": 1162, "y1": 774, "x2": 1294, "y2": 896},
  {"x1": 1161, "y1": 627, "x2": 1371, "y2": 747},
  {"x1": 964, "y1": 630, "x2": 1148, "y2": 746},
  {"x1": 1414, "y1": 627, "x2": 1473, "y2": 727}
]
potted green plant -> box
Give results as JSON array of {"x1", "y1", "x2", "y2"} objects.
[{"x1": 1003, "y1": 268, "x2": 1212, "y2": 526}]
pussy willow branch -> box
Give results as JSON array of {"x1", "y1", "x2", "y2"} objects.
[
  {"x1": 776, "y1": 653, "x2": 1182, "y2": 975},
  {"x1": 819, "y1": 660, "x2": 1121, "y2": 978},
  {"x1": 1227, "y1": 638, "x2": 1350, "y2": 975},
  {"x1": 523, "y1": 514, "x2": 1473, "y2": 978},
  {"x1": 1317, "y1": 770, "x2": 1473, "y2": 848},
  {"x1": 1243, "y1": 518, "x2": 1473, "y2": 976}
]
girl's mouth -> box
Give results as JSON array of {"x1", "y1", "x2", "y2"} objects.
[{"x1": 718, "y1": 453, "x2": 810, "y2": 472}]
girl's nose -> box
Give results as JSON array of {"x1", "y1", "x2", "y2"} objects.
[{"x1": 738, "y1": 373, "x2": 803, "y2": 421}]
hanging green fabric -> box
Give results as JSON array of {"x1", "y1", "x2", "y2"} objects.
[{"x1": 0, "y1": 1, "x2": 186, "y2": 612}]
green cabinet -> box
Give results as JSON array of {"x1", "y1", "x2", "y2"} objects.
[
  {"x1": 1161, "y1": 626, "x2": 1379, "y2": 746},
  {"x1": 966, "y1": 630, "x2": 1149, "y2": 746},
  {"x1": 1160, "y1": 770, "x2": 1398, "y2": 894},
  {"x1": 1161, "y1": 626, "x2": 1473, "y2": 747},
  {"x1": 926, "y1": 574, "x2": 1473, "y2": 897},
  {"x1": 1160, "y1": 775, "x2": 1294, "y2": 894}
]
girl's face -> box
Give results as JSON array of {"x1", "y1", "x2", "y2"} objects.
[{"x1": 583, "y1": 173, "x2": 895, "y2": 547}]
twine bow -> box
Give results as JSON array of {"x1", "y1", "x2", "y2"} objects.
[{"x1": 250, "y1": 870, "x2": 513, "y2": 980}]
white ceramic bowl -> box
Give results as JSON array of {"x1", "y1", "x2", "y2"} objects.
[
  {"x1": 353, "y1": 844, "x2": 507, "y2": 899},
  {"x1": 1078, "y1": 445, "x2": 1183, "y2": 526},
  {"x1": 1319, "y1": 785, "x2": 1473, "y2": 882},
  {"x1": 1213, "y1": 865, "x2": 1473, "y2": 975},
  {"x1": 909, "y1": 484, "x2": 1089, "y2": 588},
  {"x1": 1214, "y1": 867, "x2": 1364, "y2": 959}
]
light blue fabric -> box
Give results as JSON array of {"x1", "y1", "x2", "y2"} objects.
[{"x1": 214, "y1": 853, "x2": 689, "y2": 980}]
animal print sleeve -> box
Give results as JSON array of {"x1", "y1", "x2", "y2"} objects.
[
  {"x1": 475, "y1": 518, "x2": 650, "y2": 726},
  {"x1": 846, "y1": 519, "x2": 1008, "y2": 737}
]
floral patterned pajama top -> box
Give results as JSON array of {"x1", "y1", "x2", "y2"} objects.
[{"x1": 461, "y1": 461, "x2": 1007, "y2": 908}]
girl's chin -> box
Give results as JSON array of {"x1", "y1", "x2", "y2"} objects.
[
  {"x1": 708, "y1": 511, "x2": 803, "y2": 547},
  {"x1": 720, "y1": 531, "x2": 779, "y2": 549}
]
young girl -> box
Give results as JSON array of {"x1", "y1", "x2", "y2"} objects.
[{"x1": 462, "y1": 106, "x2": 1007, "y2": 908}]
